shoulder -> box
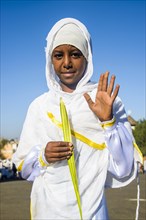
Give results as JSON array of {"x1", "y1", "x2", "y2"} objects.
[{"x1": 27, "y1": 92, "x2": 50, "y2": 112}]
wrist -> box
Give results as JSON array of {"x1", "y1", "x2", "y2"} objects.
[{"x1": 99, "y1": 114, "x2": 113, "y2": 122}]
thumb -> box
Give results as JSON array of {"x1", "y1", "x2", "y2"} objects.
[{"x1": 83, "y1": 93, "x2": 94, "y2": 109}]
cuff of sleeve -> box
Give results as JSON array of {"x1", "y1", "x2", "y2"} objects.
[
  {"x1": 38, "y1": 148, "x2": 52, "y2": 167},
  {"x1": 100, "y1": 117, "x2": 116, "y2": 130}
]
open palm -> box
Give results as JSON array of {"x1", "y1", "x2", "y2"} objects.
[{"x1": 84, "y1": 72, "x2": 120, "y2": 122}]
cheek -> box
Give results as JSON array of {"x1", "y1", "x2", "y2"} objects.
[
  {"x1": 52, "y1": 61, "x2": 60, "y2": 73},
  {"x1": 78, "y1": 60, "x2": 87, "y2": 75}
]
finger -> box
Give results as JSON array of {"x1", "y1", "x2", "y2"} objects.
[
  {"x1": 84, "y1": 93, "x2": 94, "y2": 109},
  {"x1": 107, "y1": 75, "x2": 116, "y2": 96},
  {"x1": 47, "y1": 150, "x2": 72, "y2": 158},
  {"x1": 57, "y1": 146, "x2": 73, "y2": 152},
  {"x1": 111, "y1": 84, "x2": 120, "y2": 102},
  {"x1": 56, "y1": 141, "x2": 73, "y2": 152},
  {"x1": 46, "y1": 145, "x2": 73, "y2": 154},
  {"x1": 47, "y1": 156, "x2": 69, "y2": 163},
  {"x1": 98, "y1": 74, "x2": 104, "y2": 91},
  {"x1": 46, "y1": 141, "x2": 73, "y2": 152},
  {"x1": 56, "y1": 141, "x2": 73, "y2": 148},
  {"x1": 101, "y1": 71, "x2": 109, "y2": 91}
]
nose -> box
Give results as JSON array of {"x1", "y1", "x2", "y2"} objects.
[{"x1": 63, "y1": 55, "x2": 72, "y2": 69}]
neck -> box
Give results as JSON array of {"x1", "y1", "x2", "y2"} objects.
[{"x1": 60, "y1": 82, "x2": 77, "y2": 93}]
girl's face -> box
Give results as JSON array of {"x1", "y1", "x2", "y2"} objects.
[{"x1": 52, "y1": 44, "x2": 87, "y2": 93}]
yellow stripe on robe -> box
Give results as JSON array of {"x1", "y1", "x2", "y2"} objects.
[
  {"x1": 47, "y1": 112, "x2": 143, "y2": 162},
  {"x1": 133, "y1": 142, "x2": 144, "y2": 164},
  {"x1": 47, "y1": 112, "x2": 106, "y2": 150}
]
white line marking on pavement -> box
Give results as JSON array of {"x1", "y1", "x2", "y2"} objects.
[{"x1": 127, "y1": 198, "x2": 146, "y2": 202}]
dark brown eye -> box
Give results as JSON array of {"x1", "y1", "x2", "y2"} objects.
[
  {"x1": 71, "y1": 51, "x2": 83, "y2": 58},
  {"x1": 53, "y1": 52, "x2": 63, "y2": 59}
]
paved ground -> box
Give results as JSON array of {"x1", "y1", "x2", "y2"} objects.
[{"x1": 0, "y1": 174, "x2": 145, "y2": 220}]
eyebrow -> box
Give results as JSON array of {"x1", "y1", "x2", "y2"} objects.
[
  {"x1": 53, "y1": 45, "x2": 80, "y2": 51},
  {"x1": 53, "y1": 48, "x2": 82, "y2": 54}
]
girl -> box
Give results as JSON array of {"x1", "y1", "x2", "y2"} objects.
[{"x1": 13, "y1": 18, "x2": 142, "y2": 220}]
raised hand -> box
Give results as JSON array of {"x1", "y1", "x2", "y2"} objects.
[
  {"x1": 84, "y1": 71, "x2": 120, "y2": 122},
  {"x1": 45, "y1": 141, "x2": 73, "y2": 163}
]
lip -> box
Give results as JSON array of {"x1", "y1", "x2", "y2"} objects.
[
  {"x1": 61, "y1": 71, "x2": 75, "y2": 74},
  {"x1": 60, "y1": 72, "x2": 76, "y2": 77}
]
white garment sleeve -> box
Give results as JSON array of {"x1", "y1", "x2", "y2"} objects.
[
  {"x1": 100, "y1": 96, "x2": 137, "y2": 179},
  {"x1": 21, "y1": 145, "x2": 49, "y2": 181},
  {"x1": 12, "y1": 96, "x2": 53, "y2": 182},
  {"x1": 103, "y1": 120, "x2": 134, "y2": 178}
]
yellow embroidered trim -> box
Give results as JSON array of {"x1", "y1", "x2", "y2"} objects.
[
  {"x1": 38, "y1": 150, "x2": 48, "y2": 167},
  {"x1": 71, "y1": 130, "x2": 106, "y2": 150},
  {"x1": 47, "y1": 112, "x2": 106, "y2": 150},
  {"x1": 17, "y1": 160, "x2": 24, "y2": 172},
  {"x1": 101, "y1": 118, "x2": 116, "y2": 129},
  {"x1": 48, "y1": 112, "x2": 62, "y2": 128},
  {"x1": 133, "y1": 142, "x2": 144, "y2": 164}
]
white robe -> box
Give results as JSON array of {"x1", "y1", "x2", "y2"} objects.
[{"x1": 12, "y1": 18, "x2": 143, "y2": 220}]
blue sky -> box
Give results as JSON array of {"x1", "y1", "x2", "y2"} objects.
[{"x1": 1, "y1": 0, "x2": 145, "y2": 139}]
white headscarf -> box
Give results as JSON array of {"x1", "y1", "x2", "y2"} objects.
[
  {"x1": 51, "y1": 23, "x2": 88, "y2": 60},
  {"x1": 45, "y1": 18, "x2": 97, "y2": 95}
]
